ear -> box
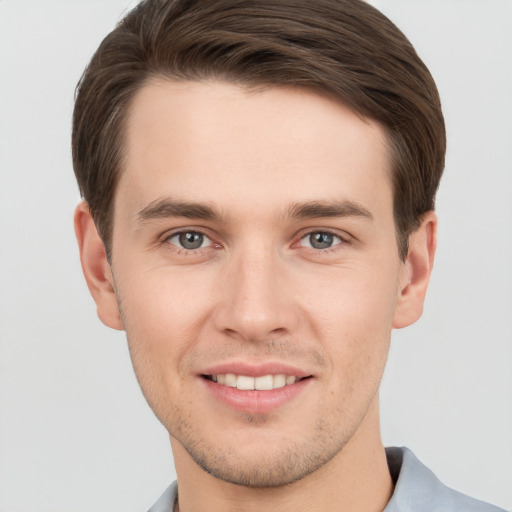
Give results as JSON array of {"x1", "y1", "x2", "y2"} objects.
[
  {"x1": 74, "y1": 202, "x2": 124, "y2": 330},
  {"x1": 393, "y1": 211, "x2": 437, "y2": 329}
]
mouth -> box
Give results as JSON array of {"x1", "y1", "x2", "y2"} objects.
[
  {"x1": 202, "y1": 373, "x2": 308, "y2": 391},
  {"x1": 199, "y1": 363, "x2": 314, "y2": 414}
]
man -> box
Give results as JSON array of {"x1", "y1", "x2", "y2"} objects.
[{"x1": 72, "y1": 1, "x2": 505, "y2": 511}]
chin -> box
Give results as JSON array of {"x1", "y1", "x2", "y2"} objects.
[
  {"x1": 191, "y1": 449, "x2": 328, "y2": 488},
  {"x1": 175, "y1": 420, "x2": 349, "y2": 488}
]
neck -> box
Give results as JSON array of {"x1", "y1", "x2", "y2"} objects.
[{"x1": 171, "y1": 399, "x2": 393, "y2": 512}]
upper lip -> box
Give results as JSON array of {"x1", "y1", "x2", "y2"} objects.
[{"x1": 199, "y1": 361, "x2": 313, "y2": 379}]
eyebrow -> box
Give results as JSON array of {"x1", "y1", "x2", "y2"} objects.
[
  {"x1": 288, "y1": 200, "x2": 374, "y2": 221},
  {"x1": 136, "y1": 198, "x2": 373, "y2": 225},
  {"x1": 136, "y1": 199, "x2": 224, "y2": 224}
]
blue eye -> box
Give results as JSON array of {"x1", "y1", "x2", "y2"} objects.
[
  {"x1": 300, "y1": 232, "x2": 342, "y2": 249},
  {"x1": 168, "y1": 231, "x2": 211, "y2": 250}
]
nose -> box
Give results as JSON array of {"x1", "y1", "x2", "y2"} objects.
[{"x1": 212, "y1": 243, "x2": 300, "y2": 343}]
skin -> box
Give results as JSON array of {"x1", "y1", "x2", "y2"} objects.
[{"x1": 75, "y1": 80, "x2": 436, "y2": 512}]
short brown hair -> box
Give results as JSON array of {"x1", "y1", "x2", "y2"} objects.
[{"x1": 72, "y1": 0, "x2": 446, "y2": 259}]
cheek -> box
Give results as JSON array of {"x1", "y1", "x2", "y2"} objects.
[
  {"x1": 117, "y1": 271, "x2": 216, "y2": 424},
  {"x1": 117, "y1": 268, "x2": 216, "y2": 373},
  {"x1": 301, "y1": 263, "x2": 399, "y2": 335},
  {"x1": 298, "y1": 265, "x2": 397, "y2": 383}
]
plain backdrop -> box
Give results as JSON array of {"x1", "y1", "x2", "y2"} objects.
[{"x1": 0, "y1": 1, "x2": 511, "y2": 511}]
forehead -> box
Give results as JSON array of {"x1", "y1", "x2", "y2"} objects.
[{"x1": 118, "y1": 79, "x2": 392, "y2": 219}]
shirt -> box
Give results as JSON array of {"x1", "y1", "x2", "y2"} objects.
[{"x1": 147, "y1": 446, "x2": 506, "y2": 512}]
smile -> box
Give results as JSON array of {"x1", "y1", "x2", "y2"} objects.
[
  {"x1": 205, "y1": 374, "x2": 299, "y2": 390},
  {"x1": 201, "y1": 368, "x2": 313, "y2": 414}
]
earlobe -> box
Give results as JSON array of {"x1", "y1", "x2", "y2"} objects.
[
  {"x1": 74, "y1": 202, "x2": 124, "y2": 330},
  {"x1": 393, "y1": 211, "x2": 437, "y2": 329}
]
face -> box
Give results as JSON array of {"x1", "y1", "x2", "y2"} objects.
[{"x1": 86, "y1": 80, "x2": 426, "y2": 487}]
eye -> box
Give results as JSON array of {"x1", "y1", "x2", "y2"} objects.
[
  {"x1": 299, "y1": 231, "x2": 343, "y2": 250},
  {"x1": 167, "y1": 231, "x2": 212, "y2": 250}
]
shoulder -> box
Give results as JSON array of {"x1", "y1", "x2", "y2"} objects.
[
  {"x1": 147, "y1": 481, "x2": 178, "y2": 512},
  {"x1": 385, "y1": 447, "x2": 507, "y2": 512}
]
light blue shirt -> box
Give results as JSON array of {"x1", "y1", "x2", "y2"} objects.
[{"x1": 148, "y1": 447, "x2": 506, "y2": 512}]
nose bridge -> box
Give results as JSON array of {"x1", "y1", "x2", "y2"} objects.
[{"x1": 214, "y1": 239, "x2": 297, "y2": 341}]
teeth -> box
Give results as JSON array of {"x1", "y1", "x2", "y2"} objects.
[
  {"x1": 210, "y1": 373, "x2": 298, "y2": 390},
  {"x1": 273, "y1": 374, "x2": 286, "y2": 388},
  {"x1": 255, "y1": 375, "x2": 273, "y2": 390},
  {"x1": 237, "y1": 375, "x2": 255, "y2": 390},
  {"x1": 286, "y1": 375, "x2": 296, "y2": 385},
  {"x1": 224, "y1": 373, "x2": 237, "y2": 387}
]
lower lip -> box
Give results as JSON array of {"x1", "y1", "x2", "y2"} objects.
[{"x1": 202, "y1": 377, "x2": 312, "y2": 414}]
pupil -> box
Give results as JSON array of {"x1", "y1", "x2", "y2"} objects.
[
  {"x1": 179, "y1": 232, "x2": 203, "y2": 249},
  {"x1": 310, "y1": 232, "x2": 333, "y2": 249}
]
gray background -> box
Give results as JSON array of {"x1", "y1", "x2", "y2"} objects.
[{"x1": 0, "y1": 1, "x2": 511, "y2": 511}]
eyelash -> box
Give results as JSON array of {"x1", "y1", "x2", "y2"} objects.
[
  {"x1": 162, "y1": 228, "x2": 350, "y2": 254},
  {"x1": 297, "y1": 231, "x2": 345, "y2": 251},
  {"x1": 163, "y1": 230, "x2": 216, "y2": 253}
]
